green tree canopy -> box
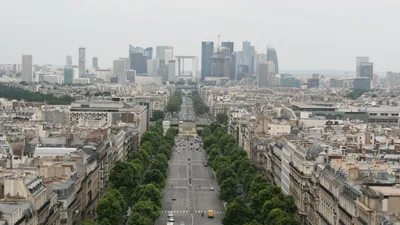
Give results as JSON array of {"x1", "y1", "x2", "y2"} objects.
[
  {"x1": 220, "y1": 177, "x2": 238, "y2": 202},
  {"x1": 96, "y1": 194, "x2": 123, "y2": 225},
  {"x1": 222, "y1": 197, "x2": 254, "y2": 225},
  {"x1": 151, "y1": 110, "x2": 165, "y2": 121},
  {"x1": 109, "y1": 161, "x2": 141, "y2": 191}
]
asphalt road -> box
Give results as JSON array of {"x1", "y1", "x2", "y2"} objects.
[{"x1": 155, "y1": 137, "x2": 225, "y2": 225}]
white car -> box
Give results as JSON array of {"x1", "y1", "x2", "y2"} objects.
[
  {"x1": 168, "y1": 212, "x2": 173, "y2": 218},
  {"x1": 168, "y1": 217, "x2": 175, "y2": 222}
]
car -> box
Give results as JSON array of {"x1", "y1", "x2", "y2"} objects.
[
  {"x1": 210, "y1": 187, "x2": 214, "y2": 191},
  {"x1": 203, "y1": 163, "x2": 208, "y2": 167},
  {"x1": 172, "y1": 196, "x2": 176, "y2": 201},
  {"x1": 168, "y1": 217, "x2": 175, "y2": 222},
  {"x1": 188, "y1": 157, "x2": 191, "y2": 161},
  {"x1": 168, "y1": 212, "x2": 174, "y2": 218}
]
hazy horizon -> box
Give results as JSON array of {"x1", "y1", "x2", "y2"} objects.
[{"x1": 2, "y1": 0, "x2": 400, "y2": 71}]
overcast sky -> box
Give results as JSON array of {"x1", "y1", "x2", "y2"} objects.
[{"x1": 1, "y1": 0, "x2": 400, "y2": 71}]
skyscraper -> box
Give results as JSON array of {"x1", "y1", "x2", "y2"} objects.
[
  {"x1": 129, "y1": 45, "x2": 147, "y2": 74},
  {"x1": 242, "y1": 41, "x2": 255, "y2": 74},
  {"x1": 360, "y1": 62, "x2": 373, "y2": 80},
  {"x1": 119, "y1": 58, "x2": 130, "y2": 72},
  {"x1": 64, "y1": 68, "x2": 73, "y2": 84},
  {"x1": 78, "y1": 47, "x2": 86, "y2": 76},
  {"x1": 144, "y1": 47, "x2": 153, "y2": 60},
  {"x1": 113, "y1": 59, "x2": 125, "y2": 75},
  {"x1": 156, "y1": 46, "x2": 173, "y2": 59},
  {"x1": 168, "y1": 60, "x2": 176, "y2": 82},
  {"x1": 258, "y1": 61, "x2": 275, "y2": 88},
  {"x1": 221, "y1": 42, "x2": 234, "y2": 55},
  {"x1": 22, "y1": 55, "x2": 33, "y2": 82},
  {"x1": 267, "y1": 46, "x2": 279, "y2": 75},
  {"x1": 201, "y1": 41, "x2": 214, "y2": 81},
  {"x1": 356, "y1": 57, "x2": 369, "y2": 77},
  {"x1": 66, "y1": 55, "x2": 72, "y2": 68},
  {"x1": 211, "y1": 52, "x2": 230, "y2": 78},
  {"x1": 147, "y1": 59, "x2": 161, "y2": 76},
  {"x1": 92, "y1": 57, "x2": 98, "y2": 68}
]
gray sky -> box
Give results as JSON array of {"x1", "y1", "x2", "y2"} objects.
[{"x1": 1, "y1": 0, "x2": 400, "y2": 71}]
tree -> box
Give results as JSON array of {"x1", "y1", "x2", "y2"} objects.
[
  {"x1": 220, "y1": 177, "x2": 238, "y2": 202},
  {"x1": 216, "y1": 165, "x2": 236, "y2": 184},
  {"x1": 109, "y1": 161, "x2": 141, "y2": 190},
  {"x1": 265, "y1": 208, "x2": 300, "y2": 225},
  {"x1": 143, "y1": 169, "x2": 165, "y2": 188},
  {"x1": 243, "y1": 220, "x2": 262, "y2": 225},
  {"x1": 250, "y1": 185, "x2": 283, "y2": 215},
  {"x1": 96, "y1": 194, "x2": 123, "y2": 225},
  {"x1": 151, "y1": 110, "x2": 165, "y2": 121},
  {"x1": 248, "y1": 174, "x2": 270, "y2": 198},
  {"x1": 128, "y1": 215, "x2": 153, "y2": 225},
  {"x1": 137, "y1": 184, "x2": 162, "y2": 207},
  {"x1": 98, "y1": 219, "x2": 112, "y2": 225},
  {"x1": 131, "y1": 200, "x2": 161, "y2": 221},
  {"x1": 108, "y1": 188, "x2": 127, "y2": 212},
  {"x1": 222, "y1": 197, "x2": 254, "y2": 225},
  {"x1": 80, "y1": 220, "x2": 97, "y2": 225}
]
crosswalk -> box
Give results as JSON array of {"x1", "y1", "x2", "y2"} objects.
[{"x1": 161, "y1": 210, "x2": 224, "y2": 214}]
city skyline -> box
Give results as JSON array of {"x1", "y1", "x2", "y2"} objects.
[{"x1": 2, "y1": 0, "x2": 400, "y2": 71}]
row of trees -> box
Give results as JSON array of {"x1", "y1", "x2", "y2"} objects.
[
  {"x1": 191, "y1": 90, "x2": 208, "y2": 115},
  {"x1": 0, "y1": 83, "x2": 75, "y2": 105},
  {"x1": 82, "y1": 122, "x2": 177, "y2": 225},
  {"x1": 345, "y1": 89, "x2": 371, "y2": 99},
  {"x1": 201, "y1": 123, "x2": 300, "y2": 225},
  {"x1": 166, "y1": 90, "x2": 182, "y2": 112},
  {"x1": 150, "y1": 110, "x2": 165, "y2": 122}
]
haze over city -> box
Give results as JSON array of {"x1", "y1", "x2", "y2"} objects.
[{"x1": 2, "y1": 0, "x2": 400, "y2": 71}]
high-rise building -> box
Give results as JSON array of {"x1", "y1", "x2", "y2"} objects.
[
  {"x1": 22, "y1": 55, "x2": 33, "y2": 82},
  {"x1": 64, "y1": 68, "x2": 74, "y2": 84},
  {"x1": 267, "y1": 46, "x2": 279, "y2": 75},
  {"x1": 113, "y1": 59, "x2": 125, "y2": 76},
  {"x1": 353, "y1": 77, "x2": 371, "y2": 90},
  {"x1": 258, "y1": 61, "x2": 275, "y2": 88},
  {"x1": 211, "y1": 52, "x2": 230, "y2": 78},
  {"x1": 156, "y1": 46, "x2": 173, "y2": 61},
  {"x1": 281, "y1": 77, "x2": 302, "y2": 88},
  {"x1": 356, "y1": 57, "x2": 369, "y2": 77},
  {"x1": 147, "y1": 59, "x2": 160, "y2": 76},
  {"x1": 330, "y1": 78, "x2": 344, "y2": 88},
  {"x1": 201, "y1": 41, "x2": 214, "y2": 81},
  {"x1": 164, "y1": 49, "x2": 173, "y2": 65},
  {"x1": 92, "y1": 57, "x2": 98, "y2": 68},
  {"x1": 129, "y1": 45, "x2": 147, "y2": 74},
  {"x1": 144, "y1": 47, "x2": 153, "y2": 60},
  {"x1": 307, "y1": 79, "x2": 320, "y2": 88},
  {"x1": 126, "y1": 70, "x2": 136, "y2": 83},
  {"x1": 242, "y1": 41, "x2": 256, "y2": 74},
  {"x1": 78, "y1": 47, "x2": 86, "y2": 76},
  {"x1": 119, "y1": 58, "x2": 130, "y2": 72},
  {"x1": 221, "y1": 42, "x2": 234, "y2": 55},
  {"x1": 359, "y1": 62, "x2": 373, "y2": 80},
  {"x1": 256, "y1": 53, "x2": 268, "y2": 76},
  {"x1": 168, "y1": 60, "x2": 176, "y2": 82},
  {"x1": 66, "y1": 55, "x2": 72, "y2": 68}
]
